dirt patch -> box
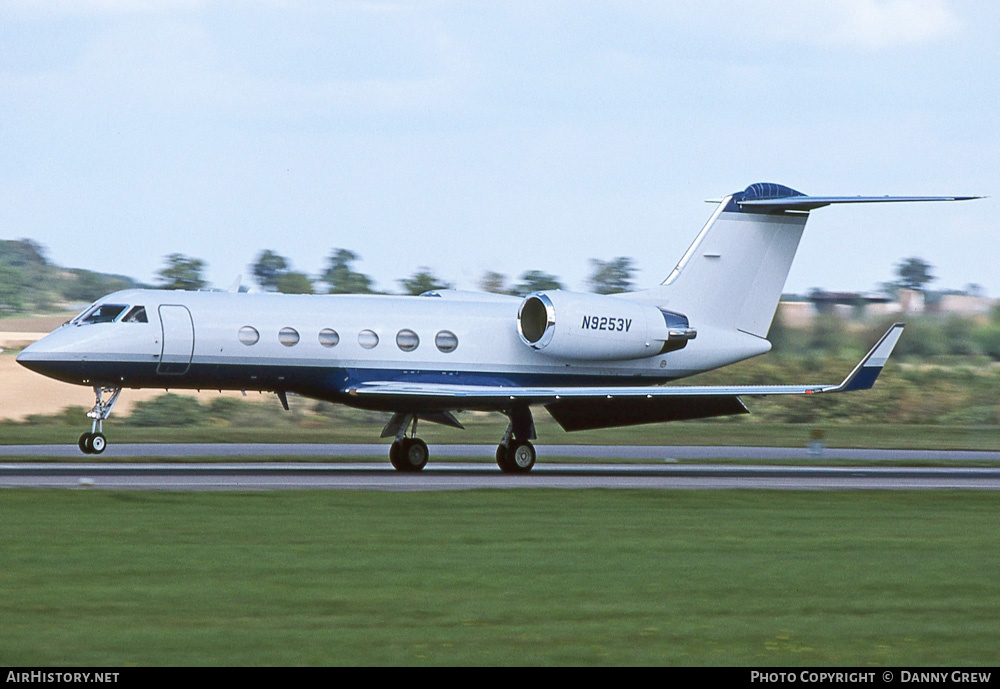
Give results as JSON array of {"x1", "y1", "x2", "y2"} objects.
[{"x1": 0, "y1": 313, "x2": 78, "y2": 332}]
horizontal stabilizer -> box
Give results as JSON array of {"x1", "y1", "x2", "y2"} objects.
[{"x1": 739, "y1": 195, "x2": 981, "y2": 212}]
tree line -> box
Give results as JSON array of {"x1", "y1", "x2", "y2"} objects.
[
  {"x1": 4, "y1": 239, "x2": 999, "y2": 362},
  {"x1": 158, "y1": 249, "x2": 639, "y2": 297},
  {"x1": 0, "y1": 238, "x2": 640, "y2": 314}
]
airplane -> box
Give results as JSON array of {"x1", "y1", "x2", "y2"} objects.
[{"x1": 16, "y1": 182, "x2": 979, "y2": 472}]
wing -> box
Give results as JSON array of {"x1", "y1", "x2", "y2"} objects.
[{"x1": 348, "y1": 324, "x2": 904, "y2": 430}]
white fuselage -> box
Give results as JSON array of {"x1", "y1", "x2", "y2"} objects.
[{"x1": 17, "y1": 287, "x2": 770, "y2": 411}]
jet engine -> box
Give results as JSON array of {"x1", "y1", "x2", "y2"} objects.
[{"x1": 517, "y1": 291, "x2": 696, "y2": 361}]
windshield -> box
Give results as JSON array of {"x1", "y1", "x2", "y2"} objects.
[{"x1": 78, "y1": 303, "x2": 128, "y2": 324}]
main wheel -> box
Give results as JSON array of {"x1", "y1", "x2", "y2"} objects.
[
  {"x1": 495, "y1": 443, "x2": 511, "y2": 472},
  {"x1": 498, "y1": 441, "x2": 535, "y2": 474},
  {"x1": 390, "y1": 438, "x2": 429, "y2": 472},
  {"x1": 389, "y1": 440, "x2": 405, "y2": 470},
  {"x1": 402, "y1": 438, "x2": 429, "y2": 472}
]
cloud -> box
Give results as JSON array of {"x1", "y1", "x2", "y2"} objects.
[{"x1": 824, "y1": 0, "x2": 962, "y2": 50}]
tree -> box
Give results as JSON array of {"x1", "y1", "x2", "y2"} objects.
[
  {"x1": 321, "y1": 249, "x2": 376, "y2": 294},
  {"x1": 0, "y1": 238, "x2": 48, "y2": 271},
  {"x1": 0, "y1": 265, "x2": 27, "y2": 313},
  {"x1": 251, "y1": 250, "x2": 290, "y2": 291},
  {"x1": 274, "y1": 271, "x2": 315, "y2": 294},
  {"x1": 1, "y1": 239, "x2": 55, "y2": 313},
  {"x1": 587, "y1": 257, "x2": 635, "y2": 294},
  {"x1": 157, "y1": 253, "x2": 207, "y2": 290},
  {"x1": 895, "y1": 257, "x2": 935, "y2": 292},
  {"x1": 479, "y1": 271, "x2": 511, "y2": 295},
  {"x1": 399, "y1": 268, "x2": 451, "y2": 295},
  {"x1": 63, "y1": 269, "x2": 140, "y2": 302},
  {"x1": 513, "y1": 270, "x2": 563, "y2": 296}
]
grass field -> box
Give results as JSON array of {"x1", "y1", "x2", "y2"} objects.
[{"x1": 2, "y1": 489, "x2": 998, "y2": 666}]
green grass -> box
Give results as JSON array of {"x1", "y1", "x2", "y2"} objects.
[{"x1": 2, "y1": 490, "x2": 998, "y2": 666}]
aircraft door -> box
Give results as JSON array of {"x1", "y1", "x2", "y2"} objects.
[{"x1": 157, "y1": 305, "x2": 194, "y2": 375}]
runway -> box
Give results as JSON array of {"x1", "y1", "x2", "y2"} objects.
[{"x1": 3, "y1": 458, "x2": 1000, "y2": 491}]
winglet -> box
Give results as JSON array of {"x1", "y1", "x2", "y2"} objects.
[{"x1": 827, "y1": 323, "x2": 905, "y2": 392}]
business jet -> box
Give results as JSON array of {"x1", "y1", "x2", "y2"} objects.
[{"x1": 16, "y1": 183, "x2": 978, "y2": 471}]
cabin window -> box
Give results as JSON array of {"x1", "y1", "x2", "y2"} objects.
[
  {"x1": 319, "y1": 328, "x2": 340, "y2": 348},
  {"x1": 358, "y1": 329, "x2": 379, "y2": 349},
  {"x1": 435, "y1": 330, "x2": 458, "y2": 353},
  {"x1": 279, "y1": 327, "x2": 300, "y2": 347},
  {"x1": 238, "y1": 326, "x2": 260, "y2": 346},
  {"x1": 79, "y1": 304, "x2": 127, "y2": 324},
  {"x1": 396, "y1": 329, "x2": 419, "y2": 352},
  {"x1": 122, "y1": 306, "x2": 148, "y2": 323}
]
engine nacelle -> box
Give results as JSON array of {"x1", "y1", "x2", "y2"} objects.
[{"x1": 517, "y1": 291, "x2": 696, "y2": 361}]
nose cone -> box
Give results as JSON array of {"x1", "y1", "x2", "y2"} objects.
[
  {"x1": 17, "y1": 336, "x2": 58, "y2": 375},
  {"x1": 16, "y1": 337, "x2": 44, "y2": 367},
  {"x1": 15, "y1": 331, "x2": 88, "y2": 384}
]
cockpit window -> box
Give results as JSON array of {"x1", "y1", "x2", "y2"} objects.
[
  {"x1": 122, "y1": 306, "x2": 148, "y2": 323},
  {"x1": 79, "y1": 304, "x2": 128, "y2": 324}
]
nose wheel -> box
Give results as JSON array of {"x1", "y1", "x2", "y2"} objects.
[
  {"x1": 79, "y1": 432, "x2": 107, "y2": 455},
  {"x1": 78, "y1": 387, "x2": 121, "y2": 455}
]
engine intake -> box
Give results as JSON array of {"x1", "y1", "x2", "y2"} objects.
[{"x1": 517, "y1": 291, "x2": 695, "y2": 361}]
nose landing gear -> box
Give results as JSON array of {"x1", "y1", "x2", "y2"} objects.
[{"x1": 78, "y1": 387, "x2": 121, "y2": 455}]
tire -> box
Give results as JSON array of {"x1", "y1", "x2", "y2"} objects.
[
  {"x1": 89, "y1": 433, "x2": 107, "y2": 455},
  {"x1": 510, "y1": 441, "x2": 536, "y2": 472},
  {"x1": 389, "y1": 440, "x2": 405, "y2": 471},
  {"x1": 499, "y1": 441, "x2": 535, "y2": 474},
  {"x1": 402, "y1": 438, "x2": 429, "y2": 472},
  {"x1": 390, "y1": 438, "x2": 429, "y2": 472},
  {"x1": 496, "y1": 443, "x2": 513, "y2": 472},
  {"x1": 79, "y1": 433, "x2": 93, "y2": 455}
]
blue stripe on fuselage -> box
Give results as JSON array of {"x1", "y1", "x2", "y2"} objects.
[{"x1": 17, "y1": 358, "x2": 674, "y2": 405}]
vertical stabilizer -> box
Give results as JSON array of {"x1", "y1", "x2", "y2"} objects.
[
  {"x1": 637, "y1": 183, "x2": 810, "y2": 338},
  {"x1": 625, "y1": 183, "x2": 977, "y2": 339}
]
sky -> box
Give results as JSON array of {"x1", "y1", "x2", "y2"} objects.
[{"x1": 2, "y1": 0, "x2": 997, "y2": 297}]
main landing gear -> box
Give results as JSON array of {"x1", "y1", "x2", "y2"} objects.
[
  {"x1": 493, "y1": 405, "x2": 537, "y2": 474},
  {"x1": 388, "y1": 415, "x2": 429, "y2": 472},
  {"x1": 383, "y1": 406, "x2": 538, "y2": 473},
  {"x1": 79, "y1": 386, "x2": 121, "y2": 455}
]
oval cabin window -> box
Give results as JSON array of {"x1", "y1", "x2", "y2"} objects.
[
  {"x1": 319, "y1": 328, "x2": 340, "y2": 348},
  {"x1": 239, "y1": 326, "x2": 260, "y2": 346},
  {"x1": 435, "y1": 330, "x2": 458, "y2": 353},
  {"x1": 358, "y1": 329, "x2": 379, "y2": 349},
  {"x1": 396, "y1": 329, "x2": 419, "y2": 352},
  {"x1": 278, "y1": 327, "x2": 300, "y2": 347}
]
